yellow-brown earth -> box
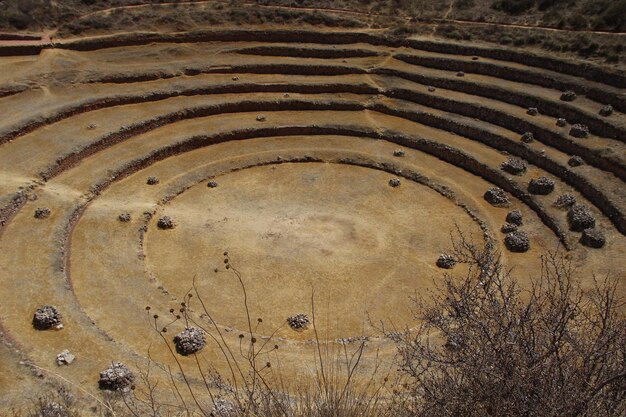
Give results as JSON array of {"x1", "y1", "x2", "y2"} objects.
[{"x1": 0, "y1": 25, "x2": 624, "y2": 413}]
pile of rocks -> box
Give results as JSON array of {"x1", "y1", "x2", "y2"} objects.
[
  {"x1": 146, "y1": 176, "x2": 159, "y2": 185},
  {"x1": 554, "y1": 194, "x2": 576, "y2": 209},
  {"x1": 98, "y1": 362, "x2": 135, "y2": 391},
  {"x1": 436, "y1": 254, "x2": 456, "y2": 269},
  {"x1": 118, "y1": 213, "x2": 131, "y2": 222},
  {"x1": 568, "y1": 156, "x2": 584, "y2": 167},
  {"x1": 504, "y1": 230, "x2": 530, "y2": 252},
  {"x1": 393, "y1": 149, "x2": 405, "y2": 157},
  {"x1": 157, "y1": 216, "x2": 175, "y2": 230},
  {"x1": 484, "y1": 187, "x2": 510, "y2": 207},
  {"x1": 456, "y1": 71, "x2": 465, "y2": 77},
  {"x1": 527, "y1": 107, "x2": 538, "y2": 116},
  {"x1": 256, "y1": 114, "x2": 267, "y2": 122},
  {"x1": 599, "y1": 105, "x2": 613, "y2": 117},
  {"x1": 173, "y1": 327, "x2": 206, "y2": 356},
  {"x1": 500, "y1": 157, "x2": 527, "y2": 175},
  {"x1": 556, "y1": 118, "x2": 567, "y2": 127},
  {"x1": 34, "y1": 207, "x2": 51, "y2": 219},
  {"x1": 207, "y1": 180, "x2": 219, "y2": 188},
  {"x1": 560, "y1": 90, "x2": 577, "y2": 101},
  {"x1": 521, "y1": 132, "x2": 535, "y2": 143},
  {"x1": 567, "y1": 204, "x2": 596, "y2": 231},
  {"x1": 287, "y1": 313, "x2": 310, "y2": 331},
  {"x1": 569, "y1": 124, "x2": 589, "y2": 138},
  {"x1": 580, "y1": 228, "x2": 606, "y2": 248},
  {"x1": 33, "y1": 305, "x2": 63, "y2": 330},
  {"x1": 527, "y1": 176, "x2": 555, "y2": 195},
  {"x1": 388, "y1": 178, "x2": 401, "y2": 187},
  {"x1": 501, "y1": 222, "x2": 518, "y2": 233},
  {"x1": 506, "y1": 209, "x2": 523, "y2": 226}
]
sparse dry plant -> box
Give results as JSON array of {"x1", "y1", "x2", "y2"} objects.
[{"x1": 396, "y1": 231, "x2": 626, "y2": 417}]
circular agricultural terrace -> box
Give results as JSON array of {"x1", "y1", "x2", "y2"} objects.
[{"x1": 0, "y1": 27, "x2": 625, "y2": 408}]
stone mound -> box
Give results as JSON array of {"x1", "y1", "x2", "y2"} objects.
[
  {"x1": 569, "y1": 124, "x2": 589, "y2": 138},
  {"x1": 521, "y1": 132, "x2": 535, "y2": 143},
  {"x1": 527, "y1": 107, "x2": 538, "y2": 116},
  {"x1": 484, "y1": 187, "x2": 510, "y2": 207},
  {"x1": 504, "y1": 230, "x2": 530, "y2": 253},
  {"x1": 567, "y1": 204, "x2": 596, "y2": 232},
  {"x1": 599, "y1": 105, "x2": 613, "y2": 117},
  {"x1": 568, "y1": 156, "x2": 584, "y2": 167},
  {"x1": 527, "y1": 176, "x2": 555, "y2": 195},
  {"x1": 34, "y1": 207, "x2": 51, "y2": 219},
  {"x1": 389, "y1": 178, "x2": 401, "y2": 187},
  {"x1": 506, "y1": 209, "x2": 523, "y2": 226},
  {"x1": 157, "y1": 216, "x2": 175, "y2": 229},
  {"x1": 580, "y1": 228, "x2": 606, "y2": 248},
  {"x1": 118, "y1": 213, "x2": 131, "y2": 222},
  {"x1": 146, "y1": 176, "x2": 159, "y2": 185},
  {"x1": 556, "y1": 118, "x2": 567, "y2": 127},
  {"x1": 98, "y1": 362, "x2": 135, "y2": 391},
  {"x1": 436, "y1": 254, "x2": 456, "y2": 269},
  {"x1": 287, "y1": 313, "x2": 310, "y2": 331},
  {"x1": 173, "y1": 327, "x2": 206, "y2": 356},
  {"x1": 501, "y1": 222, "x2": 518, "y2": 233},
  {"x1": 554, "y1": 194, "x2": 576, "y2": 209},
  {"x1": 33, "y1": 305, "x2": 63, "y2": 330},
  {"x1": 501, "y1": 157, "x2": 527, "y2": 175},
  {"x1": 560, "y1": 90, "x2": 577, "y2": 102}
]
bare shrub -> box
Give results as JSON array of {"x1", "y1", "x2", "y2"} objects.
[{"x1": 396, "y1": 232, "x2": 626, "y2": 417}]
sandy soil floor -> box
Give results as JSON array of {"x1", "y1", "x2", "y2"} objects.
[{"x1": 0, "y1": 28, "x2": 623, "y2": 413}]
